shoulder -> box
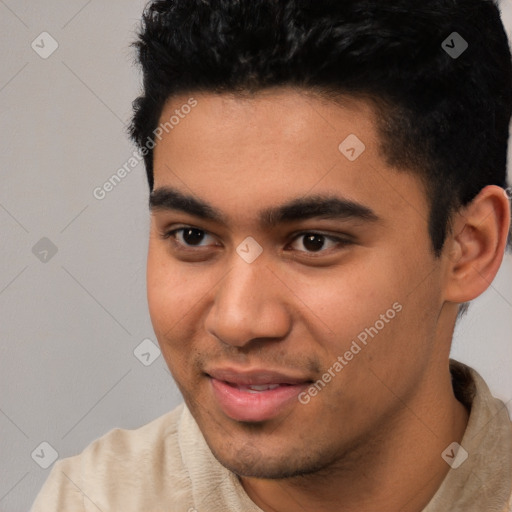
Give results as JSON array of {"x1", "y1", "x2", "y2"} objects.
[
  {"x1": 71, "y1": 403, "x2": 185, "y2": 473},
  {"x1": 31, "y1": 404, "x2": 190, "y2": 511},
  {"x1": 82, "y1": 403, "x2": 184, "y2": 461}
]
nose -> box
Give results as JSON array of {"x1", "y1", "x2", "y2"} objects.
[{"x1": 204, "y1": 258, "x2": 292, "y2": 348}]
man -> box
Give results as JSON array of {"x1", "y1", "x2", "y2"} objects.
[{"x1": 32, "y1": 0, "x2": 512, "y2": 510}]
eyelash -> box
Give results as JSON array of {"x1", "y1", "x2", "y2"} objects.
[{"x1": 160, "y1": 226, "x2": 352, "y2": 256}]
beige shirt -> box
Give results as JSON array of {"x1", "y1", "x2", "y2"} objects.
[{"x1": 31, "y1": 361, "x2": 512, "y2": 511}]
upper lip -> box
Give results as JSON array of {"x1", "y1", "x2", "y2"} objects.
[{"x1": 206, "y1": 367, "x2": 312, "y2": 386}]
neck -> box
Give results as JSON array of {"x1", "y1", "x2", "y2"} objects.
[{"x1": 241, "y1": 367, "x2": 469, "y2": 512}]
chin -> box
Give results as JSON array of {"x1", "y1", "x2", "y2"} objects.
[{"x1": 207, "y1": 439, "x2": 332, "y2": 480}]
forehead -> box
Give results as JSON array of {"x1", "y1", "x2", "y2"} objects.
[
  {"x1": 155, "y1": 88, "x2": 378, "y2": 166},
  {"x1": 152, "y1": 88, "x2": 429, "y2": 229}
]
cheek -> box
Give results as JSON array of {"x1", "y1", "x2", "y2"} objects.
[
  {"x1": 146, "y1": 244, "x2": 200, "y2": 342},
  {"x1": 288, "y1": 249, "x2": 435, "y2": 381},
  {"x1": 147, "y1": 253, "x2": 176, "y2": 329},
  {"x1": 146, "y1": 243, "x2": 223, "y2": 376},
  {"x1": 286, "y1": 255, "x2": 400, "y2": 341},
  {"x1": 146, "y1": 258, "x2": 197, "y2": 382}
]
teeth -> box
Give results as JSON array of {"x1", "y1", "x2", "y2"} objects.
[{"x1": 240, "y1": 384, "x2": 281, "y2": 392}]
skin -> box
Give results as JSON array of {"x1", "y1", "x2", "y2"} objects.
[{"x1": 147, "y1": 88, "x2": 510, "y2": 512}]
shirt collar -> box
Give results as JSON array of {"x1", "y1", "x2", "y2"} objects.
[{"x1": 423, "y1": 359, "x2": 512, "y2": 511}]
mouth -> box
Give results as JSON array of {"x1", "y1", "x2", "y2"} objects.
[
  {"x1": 206, "y1": 368, "x2": 313, "y2": 422},
  {"x1": 227, "y1": 383, "x2": 288, "y2": 393}
]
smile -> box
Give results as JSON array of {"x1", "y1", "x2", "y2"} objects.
[{"x1": 206, "y1": 367, "x2": 312, "y2": 422}]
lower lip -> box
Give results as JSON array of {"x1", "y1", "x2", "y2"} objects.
[{"x1": 209, "y1": 377, "x2": 309, "y2": 422}]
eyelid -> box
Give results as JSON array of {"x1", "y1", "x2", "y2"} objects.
[
  {"x1": 286, "y1": 231, "x2": 353, "y2": 253},
  {"x1": 161, "y1": 225, "x2": 220, "y2": 247},
  {"x1": 160, "y1": 225, "x2": 353, "y2": 257}
]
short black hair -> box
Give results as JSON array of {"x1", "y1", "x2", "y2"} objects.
[{"x1": 129, "y1": 0, "x2": 512, "y2": 255}]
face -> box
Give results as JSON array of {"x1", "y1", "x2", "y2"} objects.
[{"x1": 148, "y1": 88, "x2": 447, "y2": 478}]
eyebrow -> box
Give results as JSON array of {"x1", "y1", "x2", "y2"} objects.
[{"x1": 149, "y1": 186, "x2": 379, "y2": 227}]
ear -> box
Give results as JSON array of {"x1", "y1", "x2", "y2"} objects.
[{"x1": 443, "y1": 185, "x2": 511, "y2": 304}]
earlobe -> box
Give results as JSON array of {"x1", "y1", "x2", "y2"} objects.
[{"x1": 444, "y1": 185, "x2": 511, "y2": 304}]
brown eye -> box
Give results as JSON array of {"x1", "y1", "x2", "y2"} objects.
[
  {"x1": 302, "y1": 234, "x2": 326, "y2": 252},
  {"x1": 287, "y1": 232, "x2": 352, "y2": 255},
  {"x1": 182, "y1": 228, "x2": 206, "y2": 246},
  {"x1": 162, "y1": 227, "x2": 218, "y2": 248},
  {"x1": 289, "y1": 233, "x2": 337, "y2": 253}
]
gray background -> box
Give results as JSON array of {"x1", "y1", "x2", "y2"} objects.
[{"x1": 0, "y1": 1, "x2": 511, "y2": 511}]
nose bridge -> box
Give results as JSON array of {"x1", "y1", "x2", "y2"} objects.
[{"x1": 205, "y1": 256, "x2": 291, "y2": 346}]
